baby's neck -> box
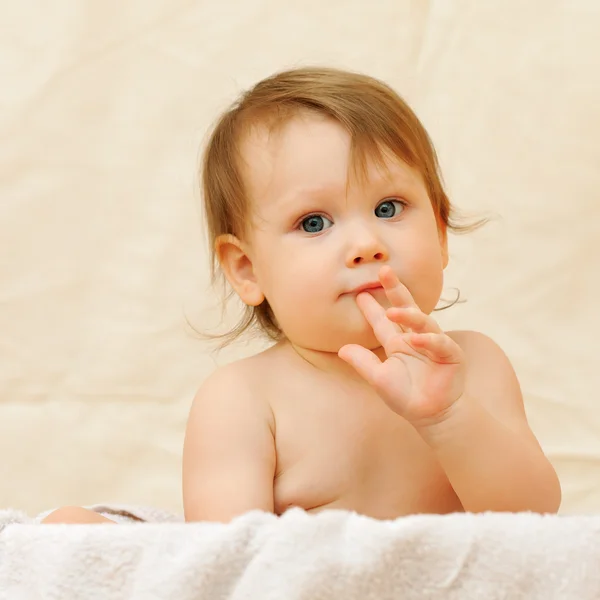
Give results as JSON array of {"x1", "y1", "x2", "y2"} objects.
[{"x1": 285, "y1": 341, "x2": 387, "y2": 382}]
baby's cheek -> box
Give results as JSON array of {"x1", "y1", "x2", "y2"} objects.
[
  {"x1": 419, "y1": 272, "x2": 445, "y2": 313},
  {"x1": 405, "y1": 256, "x2": 444, "y2": 312},
  {"x1": 278, "y1": 269, "x2": 327, "y2": 317}
]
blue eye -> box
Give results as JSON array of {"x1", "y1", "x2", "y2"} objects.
[
  {"x1": 300, "y1": 214, "x2": 333, "y2": 233},
  {"x1": 375, "y1": 199, "x2": 404, "y2": 219}
]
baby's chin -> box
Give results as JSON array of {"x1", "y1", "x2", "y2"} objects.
[
  {"x1": 337, "y1": 330, "x2": 382, "y2": 352},
  {"x1": 281, "y1": 302, "x2": 388, "y2": 353},
  {"x1": 322, "y1": 304, "x2": 382, "y2": 347},
  {"x1": 333, "y1": 318, "x2": 383, "y2": 352},
  {"x1": 287, "y1": 325, "x2": 381, "y2": 355}
]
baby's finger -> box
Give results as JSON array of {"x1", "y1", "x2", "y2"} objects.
[
  {"x1": 407, "y1": 333, "x2": 463, "y2": 364},
  {"x1": 379, "y1": 265, "x2": 417, "y2": 308},
  {"x1": 356, "y1": 292, "x2": 399, "y2": 347},
  {"x1": 386, "y1": 307, "x2": 442, "y2": 334},
  {"x1": 338, "y1": 343, "x2": 382, "y2": 387}
]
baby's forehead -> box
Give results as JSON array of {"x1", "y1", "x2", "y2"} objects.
[
  {"x1": 239, "y1": 112, "x2": 336, "y2": 166},
  {"x1": 237, "y1": 117, "x2": 423, "y2": 203}
]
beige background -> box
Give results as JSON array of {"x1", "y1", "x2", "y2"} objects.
[{"x1": 0, "y1": 1, "x2": 598, "y2": 516}]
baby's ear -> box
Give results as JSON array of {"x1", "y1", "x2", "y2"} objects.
[{"x1": 215, "y1": 234, "x2": 265, "y2": 306}]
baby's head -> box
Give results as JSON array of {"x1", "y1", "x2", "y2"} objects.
[{"x1": 201, "y1": 67, "x2": 473, "y2": 352}]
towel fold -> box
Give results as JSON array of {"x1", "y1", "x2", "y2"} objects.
[{"x1": 1, "y1": 507, "x2": 599, "y2": 599}]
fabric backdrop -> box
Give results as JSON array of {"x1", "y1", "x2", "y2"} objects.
[{"x1": 1, "y1": 0, "x2": 598, "y2": 515}]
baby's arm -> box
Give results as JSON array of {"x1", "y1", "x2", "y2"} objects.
[
  {"x1": 415, "y1": 330, "x2": 561, "y2": 514},
  {"x1": 183, "y1": 364, "x2": 276, "y2": 523},
  {"x1": 340, "y1": 268, "x2": 560, "y2": 514}
]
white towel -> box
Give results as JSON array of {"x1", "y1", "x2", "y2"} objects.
[
  {"x1": 1, "y1": 507, "x2": 600, "y2": 599},
  {"x1": 0, "y1": 509, "x2": 30, "y2": 532}
]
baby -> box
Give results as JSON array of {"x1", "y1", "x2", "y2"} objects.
[
  {"x1": 42, "y1": 67, "x2": 561, "y2": 525},
  {"x1": 182, "y1": 66, "x2": 561, "y2": 522}
]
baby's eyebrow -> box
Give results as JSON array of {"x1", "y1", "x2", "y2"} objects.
[
  {"x1": 275, "y1": 172, "x2": 419, "y2": 211},
  {"x1": 367, "y1": 166, "x2": 415, "y2": 188},
  {"x1": 278, "y1": 185, "x2": 344, "y2": 207}
]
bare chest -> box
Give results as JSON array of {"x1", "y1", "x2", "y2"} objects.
[{"x1": 271, "y1": 380, "x2": 462, "y2": 519}]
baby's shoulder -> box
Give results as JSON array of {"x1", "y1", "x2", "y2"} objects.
[
  {"x1": 447, "y1": 329, "x2": 498, "y2": 351},
  {"x1": 446, "y1": 329, "x2": 524, "y2": 421},
  {"x1": 193, "y1": 345, "x2": 283, "y2": 407},
  {"x1": 446, "y1": 330, "x2": 511, "y2": 366},
  {"x1": 187, "y1": 356, "x2": 274, "y2": 441}
]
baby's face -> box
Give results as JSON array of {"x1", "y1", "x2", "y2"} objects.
[{"x1": 240, "y1": 113, "x2": 448, "y2": 352}]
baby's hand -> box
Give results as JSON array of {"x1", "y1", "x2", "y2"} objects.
[{"x1": 339, "y1": 266, "x2": 465, "y2": 425}]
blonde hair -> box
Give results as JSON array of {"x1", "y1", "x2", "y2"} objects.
[{"x1": 200, "y1": 66, "x2": 482, "y2": 345}]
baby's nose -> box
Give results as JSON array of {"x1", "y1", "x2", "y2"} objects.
[
  {"x1": 347, "y1": 233, "x2": 389, "y2": 267},
  {"x1": 351, "y1": 250, "x2": 386, "y2": 265}
]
